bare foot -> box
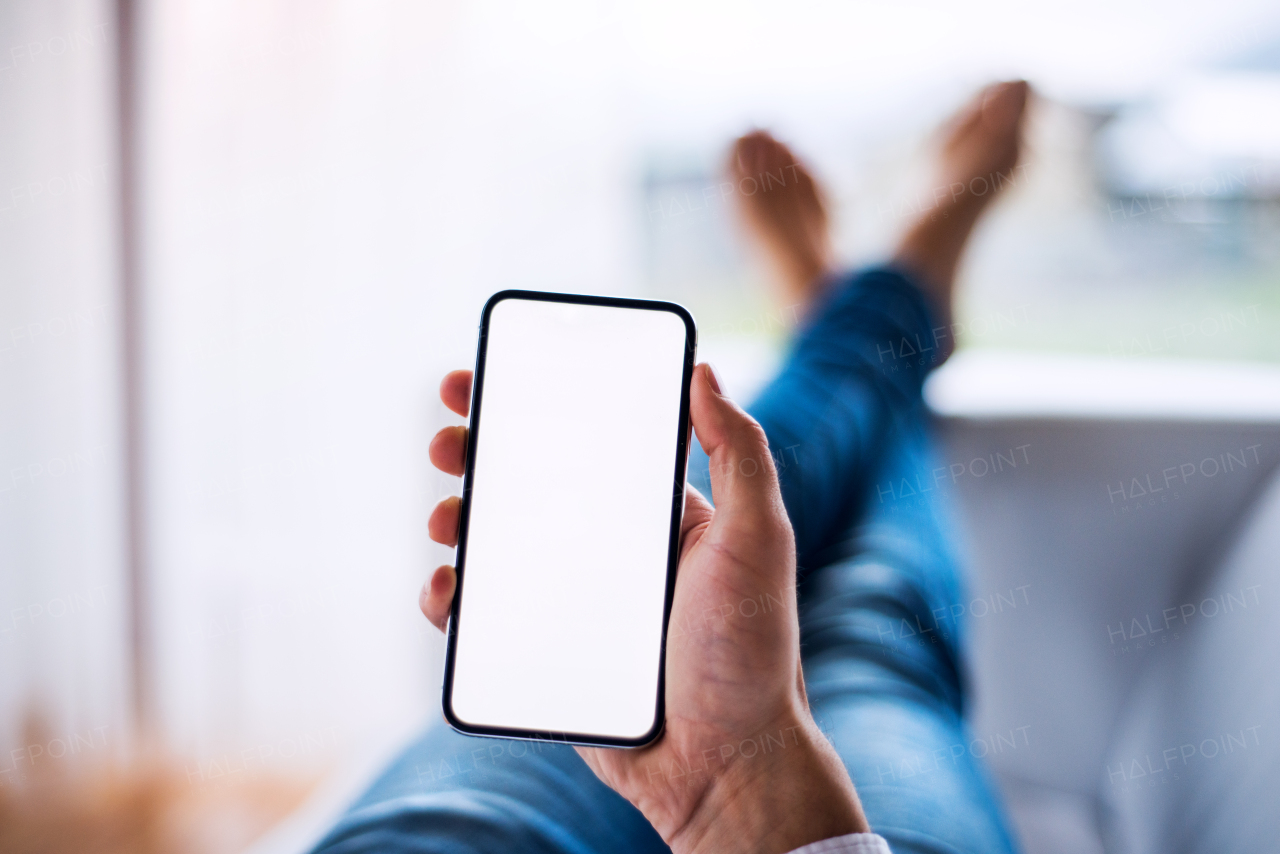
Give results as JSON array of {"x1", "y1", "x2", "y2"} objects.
[
  {"x1": 728, "y1": 131, "x2": 835, "y2": 315},
  {"x1": 893, "y1": 80, "x2": 1030, "y2": 354}
]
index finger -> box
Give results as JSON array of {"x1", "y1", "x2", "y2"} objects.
[{"x1": 441, "y1": 370, "x2": 472, "y2": 417}]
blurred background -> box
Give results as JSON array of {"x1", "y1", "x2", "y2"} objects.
[{"x1": 2, "y1": 0, "x2": 1279, "y2": 851}]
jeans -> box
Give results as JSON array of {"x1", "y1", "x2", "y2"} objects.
[{"x1": 312, "y1": 268, "x2": 1020, "y2": 854}]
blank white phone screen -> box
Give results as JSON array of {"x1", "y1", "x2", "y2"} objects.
[{"x1": 450, "y1": 297, "x2": 690, "y2": 740}]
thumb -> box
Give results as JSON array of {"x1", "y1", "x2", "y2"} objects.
[{"x1": 690, "y1": 363, "x2": 790, "y2": 541}]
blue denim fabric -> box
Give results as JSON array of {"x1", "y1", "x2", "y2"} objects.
[{"x1": 311, "y1": 268, "x2": 1019, "y2": 854}]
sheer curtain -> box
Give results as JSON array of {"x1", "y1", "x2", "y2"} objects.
[
  {"x1": 2, "y1": 0, "x2": 642, "y2": 786},
  {"x1": 139, "y1": 0, "x2": 638, "y2": 772}
]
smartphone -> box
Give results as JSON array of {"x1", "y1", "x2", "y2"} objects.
[{"x1": 441, "y1": 290, "x2": 697, "y2": 747}]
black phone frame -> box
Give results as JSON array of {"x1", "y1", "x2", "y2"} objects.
[{"x1": 441, "y1": 289, "x2": 698, "y2": 748}]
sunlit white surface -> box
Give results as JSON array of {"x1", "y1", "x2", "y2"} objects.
[{"x1": 928, "y1": 351, "x2": 1280, "y2": 421}]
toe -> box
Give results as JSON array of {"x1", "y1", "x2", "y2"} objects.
[
  {"x1": 732, "y1": 130, "x2": 792, "y2": 180},
  {"x1": 981, "y1": 80, "x2": 1029, "y2": 129}
]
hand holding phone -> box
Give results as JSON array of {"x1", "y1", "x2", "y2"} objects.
[{"x1": 425, "y1": 344, "x2": 869, "y2": 853}]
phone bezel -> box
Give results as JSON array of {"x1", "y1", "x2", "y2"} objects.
[{"x1": 441, "y1": 289, "x2": 698, "y2": 748}]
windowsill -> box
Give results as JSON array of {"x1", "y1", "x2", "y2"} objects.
[{"x1": 926, "y1": 350, "x2": 1280, "y2": 423}]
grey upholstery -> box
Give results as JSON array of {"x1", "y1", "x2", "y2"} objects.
[{"x1": 939, "y1": 416, "x2": 1280, "y2": 853}]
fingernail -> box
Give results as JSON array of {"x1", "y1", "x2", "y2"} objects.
[{"x1": 705, "y1": 363, "x2": 724, "y2": 395}]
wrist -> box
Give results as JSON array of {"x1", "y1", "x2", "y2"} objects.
[{"x1": 667, "y1": 714, "x2": 868, "y2": 854}]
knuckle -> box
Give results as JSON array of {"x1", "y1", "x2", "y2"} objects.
[{"x1": 738, "y1": 421, "x2": 772, "y2": 462}]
